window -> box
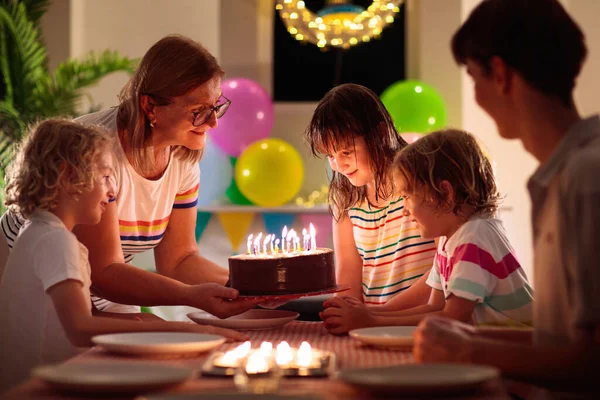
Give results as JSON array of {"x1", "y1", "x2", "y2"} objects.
[{"x1": 273, "y1": 0, "x2": 406, "y2": 102}]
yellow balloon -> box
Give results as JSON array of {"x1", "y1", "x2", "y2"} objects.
[{"x1": 235, "y1": 138, "x2": 304, "y2": 207}]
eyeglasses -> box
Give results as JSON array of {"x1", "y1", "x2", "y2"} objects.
[
  {"x1": 187, "y1": 95, "x2": 231, "y2": 127},
  {"x1": 149, "y1": 94, "x2": 231, "y2": 127}
]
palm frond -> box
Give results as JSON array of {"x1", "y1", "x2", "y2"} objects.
[
  {"x1": 0, "y1": 131, "x2": 15, "y2": 169},
  {"x1": 0, "y1": 2, "x2": 48, "y2": 114},
  {"x1": 33, "y1": 51, "x2": 138, "y2": 117},
  {"x1": 1, "y1": 0, "x2": 51, "y2": 27},
  {"x1": 0, "y1": 101, "x2": 24, "y2": 139}
]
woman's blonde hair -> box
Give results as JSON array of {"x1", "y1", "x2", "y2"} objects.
[
  {"x1": 117, "y1": 34, "x2": 224, "y2": 175},
  {"x1": 393, "y1": 129, "x2": 500, "y2": 216},
  {"x1": 4, "y1": 119, "x2": 114, "y2": 218}
]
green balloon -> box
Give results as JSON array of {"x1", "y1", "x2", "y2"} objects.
[
  {"x1": 380, "y1": 80, "x2": 447, "y2": 133},
  {"x1": 225, "y1": 157, "x2": 253, "y2": 205}
]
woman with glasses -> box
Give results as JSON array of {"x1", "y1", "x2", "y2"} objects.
[{"x1": 0, "y1": 35, "x2": 258, "y2": 320}]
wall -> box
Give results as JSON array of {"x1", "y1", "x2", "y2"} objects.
[{"x1": 69, "y1": 0, "x2": 221, "y2": 111}]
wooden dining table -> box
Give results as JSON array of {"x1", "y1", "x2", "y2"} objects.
[{"x1": 2, "y1": 321, "x2": 526, "y2": 400}]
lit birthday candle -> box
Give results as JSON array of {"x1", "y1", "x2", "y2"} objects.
[
  {"x1": 286, "y1": 229, "x2": 295, "y2": 253},
  {"x1": 302, "y1": 228, "x2": 308, "y2": 250},
  {"x1": 263, "y1": 234, "x2": 271, "y2": 255},
  {"x1": 282, "y1": 226, "x2": 288, "y2": 253},
  {"x1": 274, "y1": 239, "x2": 280, "y2": 254},
  {"x1": 247, "y1": 234, "x2": 253, "y2": 255},
  {"x1": 270, "y1": 235, "x2": 275, "y2": 254},
  {"x1": 310, "y1": 223, "x2": 317, "y2": 251},
  {"x1": 254, "y1": 232, "x2": 262, "y2": 255}
]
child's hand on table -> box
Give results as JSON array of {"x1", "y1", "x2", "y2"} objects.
[{"x1": 320, "y1": 296, "x2": 376, "y2": 335}]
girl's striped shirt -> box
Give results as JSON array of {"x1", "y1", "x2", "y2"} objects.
[
  {"x1": 426, "y1": 216, "x2": 533, "y2": 327},
  {"x1": 349, "y1": 197, "x2": 436, "y2": 305}
]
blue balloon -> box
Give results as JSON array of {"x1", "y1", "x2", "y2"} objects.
[{"x1": 197, "y1": 137, "x2": 233, "y2": 206}]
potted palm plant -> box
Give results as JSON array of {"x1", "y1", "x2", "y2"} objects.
[{"x1": 0, "y1": 0, "x2": 137, "y2": 211}]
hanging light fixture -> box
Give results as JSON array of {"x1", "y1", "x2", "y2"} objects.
[{"x1": 275, "y1": 0, "x2": 404, "y2": 49}]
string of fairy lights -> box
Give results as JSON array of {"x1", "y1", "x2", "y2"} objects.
[{"x1": 275, "y1": 0, "x2": 405, "y2": 49}]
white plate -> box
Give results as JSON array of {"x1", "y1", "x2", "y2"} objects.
[
  {"x1": 338, "y1": 364, "x2": 500, "y2": 395},
  {"x1": 187, "y1": 309, "x2": 299, "y2": 330},
  {"x1": 33, "y1": 362, "x2": 193, "y2": 394},
  {"x1": 91, "y1": 332, "x2": 226, "y2": 356},
  {"x1": 349, "y1": 326, "x2": 417, "y2": 348}
]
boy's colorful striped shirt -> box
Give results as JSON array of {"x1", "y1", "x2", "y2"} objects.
[
  {"x1": 348, "y1": 197, "x2": 436, "y2": 305},
  {"x1": 426, "y1": 216, "x2": 533, "y2": 327}
]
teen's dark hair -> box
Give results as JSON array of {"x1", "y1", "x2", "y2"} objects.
[
  {"x1": 452, "y1": 0, "x2": 586, "y2": 107},
  {"x1": 304, "y1": 83, "x2": 407, "y2": 221}
]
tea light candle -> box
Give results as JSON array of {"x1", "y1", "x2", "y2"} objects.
[
  {"x1": 245, "y1": 351, "x2": 270, "y2": 374},
  {"x1": 275, "y1": 341, "x2": 293, "y2": 367},
  {"x1": 296, "y1": 341, "x2": 313, "y2": 368},
  {"x1": 216, "y1": 341, "x2": 251, "y2": 367},
  {"x1": 259, "y1": 341, "x2": 273, "y2": 356}
]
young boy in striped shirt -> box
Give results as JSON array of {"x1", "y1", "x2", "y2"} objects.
[{"x1": 320, "y1": 129, "x2": 532, "y2": 333}]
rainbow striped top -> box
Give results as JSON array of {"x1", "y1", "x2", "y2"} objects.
[
  {"x1": 73, "y1": 108, "x2": 201, "y2": 264},
  {"x1": 116, "y1": 159, "x2": 200, "y2": 264},
  {"x1": 349, "y1": 197, "x2": 436, "y2": 305},
  {"x1": 426, "y1": 216, "x2": 533, "y2": 327}
]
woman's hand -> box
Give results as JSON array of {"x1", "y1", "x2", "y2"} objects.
[
  {"x1": 320, "y1": 296, "x2": 376, "y2": 335},
  {"x1": 413, "y1": 315, "x2": 478, "y2": 363},
  {"x1": 187, "y1": 283, "x2": 262, "y2": 319}
]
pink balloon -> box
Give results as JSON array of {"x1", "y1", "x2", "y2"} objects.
[
  {"x1": 400, "y1": 132, "x2": 424, "y2": 144},
  {"x1": 211, "y1": 78, "x2": 274, "y2": 157}
]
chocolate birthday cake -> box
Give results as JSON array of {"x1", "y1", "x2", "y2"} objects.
[{"x1": 228, "y1": 249, "x2": 336, "y2": 295}]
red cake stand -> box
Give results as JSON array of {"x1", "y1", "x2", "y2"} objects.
[{"x1": 237, "y1": 284, "x2": 351, "y2": 302}]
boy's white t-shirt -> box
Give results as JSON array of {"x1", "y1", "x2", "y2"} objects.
[
  {"x1": 0, "y1": 210, "x2": 91, "y2": 393},
  {"x1": 426, "y1": 216, "x2": 533, "y2": 327}
]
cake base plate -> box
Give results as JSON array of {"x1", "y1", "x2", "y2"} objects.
[{"x1": 237, "y1": 284, "x2": 350, "y2": 302}]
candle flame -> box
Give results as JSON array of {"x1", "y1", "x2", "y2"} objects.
[
  {"x1": 245, "y1": 351, "x2": 270, "y2": 374},
  {"x1": 220, "y1": 340, "x2": 251, "y2": 367},
  {"x1": 254, "y1": 232, "x2": 263, "y2": 248},
  {"x1": 297, "y1": 341, "x2": 313, "y2": 368},
  {"x1": 259, "y1": 341, "x2": 273, "y2": 355},
  {"x1": 275, "y1": 341, "x2": 293, "y2": 366},
  {"x1": 263, "y1": 234, "x2": 271, "y2": 246}
]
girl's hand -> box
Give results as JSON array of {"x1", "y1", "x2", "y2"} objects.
[
  {"x1": 413, "y1": 315, "x2": 477, "y2": 363},
  {"x1": 320, "y1": 296, "x2": 376, "y2": 335}
]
